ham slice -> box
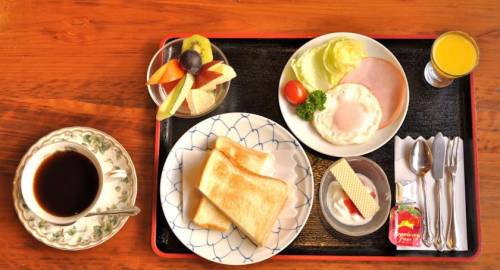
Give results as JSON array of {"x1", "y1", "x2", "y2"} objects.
[{"x1": 341, "y1": 57, "x2": 406, "y2": 128}]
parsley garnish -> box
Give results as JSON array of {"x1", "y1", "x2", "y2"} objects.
[{"x1": 296, "y1": 90, "x2": 327, "y2": 121}]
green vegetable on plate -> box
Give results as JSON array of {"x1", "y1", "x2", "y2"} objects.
[{"x1": 296, "y1": 90, "x2": 327, "y2": 121}]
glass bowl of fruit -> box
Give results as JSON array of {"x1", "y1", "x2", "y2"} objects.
[{"x1": 146, "y1": 35, "x2": 236, "y2": 120}]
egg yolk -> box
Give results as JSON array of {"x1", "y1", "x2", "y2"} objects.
[{"x1": 333, "y1": 101, "x2": 366, "y2": 132}]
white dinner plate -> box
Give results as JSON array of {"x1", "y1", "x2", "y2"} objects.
[
  {"x1": 278, "y1": 32, "x2": 409, "y2": 157},
  {"x1": 159, "y1": 113, "x2": 314, "y2": 265}
]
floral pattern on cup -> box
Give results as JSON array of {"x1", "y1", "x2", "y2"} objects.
[{"x1": 13, "y1": 127, "x2": 137, "y2": 250}]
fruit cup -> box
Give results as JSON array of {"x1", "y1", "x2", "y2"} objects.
[{"x1": 147, "y1": 37, "x2": 231, "y2": 118}]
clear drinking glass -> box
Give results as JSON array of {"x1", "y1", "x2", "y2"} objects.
[{"x1": 424, "y1": 31, "x2": 479, "y2": 88}]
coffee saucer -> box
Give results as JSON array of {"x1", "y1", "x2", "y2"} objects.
[{"x1": 13, "y1": 127, "x2": 137, "y2": 250}]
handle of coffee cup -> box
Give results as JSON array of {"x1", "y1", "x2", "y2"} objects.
[{"x1": 105, "y1": 169, "x2": 128, "y2": 180}]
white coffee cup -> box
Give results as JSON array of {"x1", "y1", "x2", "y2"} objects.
[{"x1": 20, "y1": 141, "x2": 126, "y2": 225}]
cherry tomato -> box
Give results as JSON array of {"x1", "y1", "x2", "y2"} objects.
[{"x1": 283, "y1": 80, "x2": 308, "y2": 105}]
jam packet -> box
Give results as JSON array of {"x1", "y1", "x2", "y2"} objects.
[{"x1": 388, "y1": 180, "x2": 422, "y2": 247}]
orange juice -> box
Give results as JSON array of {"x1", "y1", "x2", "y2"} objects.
[{"x1": 431, "y1": 31, "x2": 479, "y2": 78}]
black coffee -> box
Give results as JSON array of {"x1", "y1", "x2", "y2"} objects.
[{"x1": 34, "y1": 151, "x2": 99, "y2": 217}]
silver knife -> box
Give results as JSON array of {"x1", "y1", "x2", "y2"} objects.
[{"x1": 431, "y1": 132, "x2": 446, "y2": 251}]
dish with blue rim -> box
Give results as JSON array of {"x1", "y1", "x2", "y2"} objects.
[{"x1": 159, "y1": 112, "x2": 314, "y2": 265}]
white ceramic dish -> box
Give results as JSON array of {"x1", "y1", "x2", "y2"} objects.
[
  {"x1": 159, "y1": 113, "x2": 314, "y2": 265},
  {"x1": 278, "y1": 32, "x2": 409, "y2": 157}
]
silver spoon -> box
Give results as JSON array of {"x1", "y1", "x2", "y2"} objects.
[
  {"x1": 409, "y1": 139, "x2": 434, "y2": 247},
  {"x1": 85, "y1": 206, "x2": 141, "y2": 217},
  {"x1": 50, "y1": 206, "x2": 142, "y2": 226}
]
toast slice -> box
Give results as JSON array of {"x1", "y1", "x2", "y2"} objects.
[
  {"x1": 214, "y1": 136, "x2": 272, "y2": 174},
  {"x1": 198, "y1": 150, "x2": 288, "y2": 246},
  {"x1": 191, "y1": 197, "x2": 231, "y2": 231},
  {"x1": 183, "y1": 151, "x2": 229, "y2": 231},
  {"x1": 182, "y1": 151, "x2": 207, "y2": 221},
  {"x1": 191, "y1": 137, "x2": 272, "y2": 231}
]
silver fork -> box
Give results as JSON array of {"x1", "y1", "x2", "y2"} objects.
[{"x1": 445, "y1": 137, "x2": 460, "y2": 250}]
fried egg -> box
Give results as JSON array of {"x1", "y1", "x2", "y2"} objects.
[{"x1": 313, "y1": 83, "x2": 382, "y2": 145}]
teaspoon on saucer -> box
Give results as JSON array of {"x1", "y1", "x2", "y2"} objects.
[{"x1": 86, "y1": 206, "x2": 141, "y2": 217}]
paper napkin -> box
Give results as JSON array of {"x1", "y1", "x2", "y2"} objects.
[{"x1": 395, "y1": 136, "x2": 468, "y2": 251}]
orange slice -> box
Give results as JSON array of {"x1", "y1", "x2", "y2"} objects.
[{"x1": 147, "y1": 59, "x2": 186, "y2": 85}]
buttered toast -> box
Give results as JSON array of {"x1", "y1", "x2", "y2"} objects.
[
  {"x1": 198, "y1": 150, "x2": 289, "y2": 246},
  {"x1": 191, "y1": 137, "x2": 272, "y2": 231}
]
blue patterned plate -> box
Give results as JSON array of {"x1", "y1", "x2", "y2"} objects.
[{"x1": 159, "y1": 113, "x2": 313, "y2": 265}]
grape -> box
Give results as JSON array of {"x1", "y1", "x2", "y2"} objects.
[{"x1": 180, "y1": 50, "x2": 202, "y2": 75}]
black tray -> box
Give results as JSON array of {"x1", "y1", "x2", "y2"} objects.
[{"x1": 151, "y1": 35, "x2": 480, "y2": 261}]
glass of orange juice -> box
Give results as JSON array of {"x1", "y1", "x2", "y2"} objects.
[{"x1": 424, "y1": 31, "x2": 479, "y2": 88}]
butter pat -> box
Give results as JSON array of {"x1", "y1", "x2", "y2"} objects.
[{"x1": 330, "y1": 158, "x2": 380, "y2": 219}]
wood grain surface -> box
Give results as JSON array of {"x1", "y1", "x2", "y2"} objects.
[{"x1": 0, "y1": 0, "x2": 499, "y2": 269}]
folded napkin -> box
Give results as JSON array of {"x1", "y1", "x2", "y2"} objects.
[
  {"x1": 181, "y1": 149, "x2": 298, "y2": 225},
  {"x1": 260, "y1": 149, "x2": 298, "y2": 220},
  {"x1": 394, "y1": 136, "x2": 468, "y2": 251}
]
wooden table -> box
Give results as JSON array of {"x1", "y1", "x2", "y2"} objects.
[{"x1": 1, "y1": 1, "x2": 498, "y2": 269}]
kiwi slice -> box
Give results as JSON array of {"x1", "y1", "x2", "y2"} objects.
[{"x1": 181, "y1": 35, "x2": 213, "y2": 64}]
